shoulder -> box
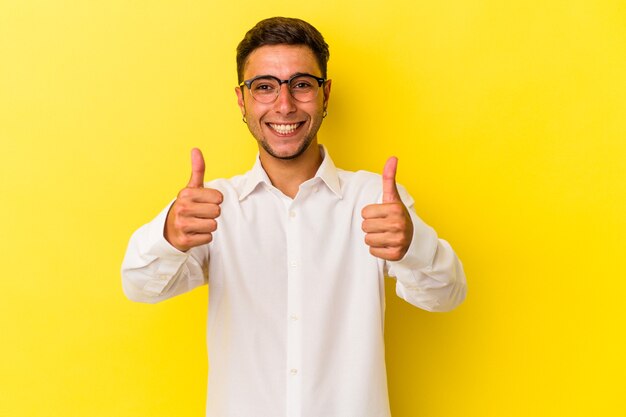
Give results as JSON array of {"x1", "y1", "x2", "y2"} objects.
[
  {"x1": 203, "y1": 174, "x2": 248, "y2": 199},
  {"x1": 337, "y1": 168, "x2": 381, "y2": 187},
  {"x1": 336, "y1": 167, "x2": 414, "y2": 207},
  {"x1": 335, "y1": 168, "x2": 382, "y2": 203}
]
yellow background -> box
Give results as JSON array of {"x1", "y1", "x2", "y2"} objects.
[{"x1": 1, "y1": 0, "x2": 624, "y2": 416}]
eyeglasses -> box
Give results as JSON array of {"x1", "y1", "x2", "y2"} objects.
[{"x1": 239, "y1": 73, "x2": 326, "y2": 104}]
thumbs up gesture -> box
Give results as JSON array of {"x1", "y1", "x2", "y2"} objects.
[
  {"x1": 361, "y1": 157, "x2": 414, "y2": 261},
  {"x1": 164, "y1": 148, "x2": 224, "y2": 252}
]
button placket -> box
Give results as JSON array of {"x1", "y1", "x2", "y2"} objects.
[{"x1": 285, "y1": 201, "x2": 302, "y2": 417}]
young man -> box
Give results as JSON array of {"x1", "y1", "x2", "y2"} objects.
[{"x1": 122, "y1": 17, "x2": 466, "y2": 417}]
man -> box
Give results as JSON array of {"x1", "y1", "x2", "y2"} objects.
[{"x1": 122, "y1": 16, "x2": 466, "y2": 417}]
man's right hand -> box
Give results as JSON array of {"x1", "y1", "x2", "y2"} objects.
[{"x1": 164, "y1": 148, "x2": 223, "y2": 252}]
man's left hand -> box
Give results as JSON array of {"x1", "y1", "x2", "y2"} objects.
[{"x1": 361, "y1": 157, "x2": 414, "y2": 261}]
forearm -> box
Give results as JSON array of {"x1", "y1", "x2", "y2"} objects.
[
  {"x1": 121, "y1": 203, "x2": 208, "y2": 303},
  {"x1": 386, "y1": 209, "x2": 467, "y2": 312}
]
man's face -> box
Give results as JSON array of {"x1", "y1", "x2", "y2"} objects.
[{"x1": 236, "y1": 44, "x2": 331, "y2": 160}]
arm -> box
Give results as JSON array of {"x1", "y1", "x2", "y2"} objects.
[
  {"x1": 386, "y1": 203, "x2": 466, "y2": 312},
  {"x1": 121, "y1": 148, "x2": 221, "y2": 303},
  {"x1": 361, "y1": 157, "x2": 467, "y2": 312},
  {"x1": 121, "y1": 202, "x2": 209, "y2": 303}
]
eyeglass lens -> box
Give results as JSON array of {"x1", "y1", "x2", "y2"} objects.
[{"x1": 250, "y1": 75, "x2": 320, "y2": 103}]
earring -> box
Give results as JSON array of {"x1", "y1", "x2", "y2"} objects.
[
  {"x1": 323, "y1": 109, "x2": 328, "y2": 118},
  {"x1": 242, "y1": 115, "x2": 247, "y2": 124}
]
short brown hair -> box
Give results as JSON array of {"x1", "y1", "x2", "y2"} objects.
[{"x1": 236, "y1": 17, "x2": 330, "y2": 83}]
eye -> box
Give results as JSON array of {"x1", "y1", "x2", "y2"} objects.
[
  {"x1": 290, "y1": 78, "x2": 314, "y2": 91},
  {"x1": 293, "y1": 82, "x2": 312, "y2": 89},
  {"x1": 251, "y1": 78, "x2": 278, "y2": 93},
  {"x1": 254, "y1": 83, "x2": 275, "y2": 91}
]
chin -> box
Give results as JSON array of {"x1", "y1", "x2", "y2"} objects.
[{"x1": 261, "y1": 137, "x2": 313, "y2": 160}]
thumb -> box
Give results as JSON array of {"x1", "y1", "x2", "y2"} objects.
[
  {"x1": 187, "y1": 148, "x2": 205, "y2": 188},
  {"x1": 382, "y1": 156, "x2": 400, "y2": 203}
]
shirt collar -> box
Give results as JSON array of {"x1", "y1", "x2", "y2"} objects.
[
  {"x1": 238, "y1": 145, "x2": 342, "y2": 201},
  {"x1": 315, "y1": 145, "x2": 342, "y2": 198}
]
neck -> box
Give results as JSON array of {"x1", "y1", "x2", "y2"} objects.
[{"x1": 259, "y1": 141, "x2": 323, "y2": 198}]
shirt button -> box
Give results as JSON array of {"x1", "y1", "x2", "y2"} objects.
[
  {"x1": 289, "y1": 210, "x2": 296, "y2": 218},
  {"x1": 290, "y1": 314, "x2": 299, "y2": 321},
  {"x1": 290, "y1": 368, "x2": 298, "y2": 375}
]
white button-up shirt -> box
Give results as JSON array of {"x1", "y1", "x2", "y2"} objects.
[{"x1": 122, "y1": 146, "x2": 466, "y2": 417}]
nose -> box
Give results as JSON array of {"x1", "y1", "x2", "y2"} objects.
[{"x1": 273, "y1": 82, "x2": 297, "y2": 114}]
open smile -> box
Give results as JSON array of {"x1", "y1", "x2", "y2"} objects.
[{"x1": 266, "y1": 122, "x2": 305, "y2": 136}]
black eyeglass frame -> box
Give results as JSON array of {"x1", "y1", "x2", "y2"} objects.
[{"x1": 239, "y1": 73, "x2": 326, "y2": 103}]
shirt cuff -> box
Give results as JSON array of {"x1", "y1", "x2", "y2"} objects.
[
  {"x1": 386, "y1": 210, "x2": 438, "y2": 286},
  {"x1": 397, "y1": 210, "x2": 438, "y2": 268},
  {"x1": 141, "y1": 201, "x2": 190, "y2": 294}
]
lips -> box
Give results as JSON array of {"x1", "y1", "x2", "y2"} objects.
[{"x1": 267, "y1": 122, "x2": 303, "y2": 135}]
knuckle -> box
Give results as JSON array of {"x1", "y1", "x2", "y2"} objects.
[
  {"x1": 389, "y1": 235, "x2": 402, "y2": 247},
  {"x1": 387, "y1": 217, "x2": 405, "y2": 232},
  {"x1": 361, "y1": 204, "x2": 374, "y2": 218},
  {"x1": 170, "y1": 202, "x2": 182, "y2": 216},
  {"x1": 179, "y1": 235, "x2": 193, "y2": 248},
  {"x1": 178, "y1": 188, "x2": 192, "y2": 199},
  {"x1": 177, "y1": 206, "x2": 190, "y2": 217},
  {"x1": 395, "y1": 236, "x2": 407, "y2": 248},
  {"x1": 174, "y1": 200, "x2": 192, "y2": 216},
  {"x1": 214, "y1": 189, "x2": 224, "y2": 204},
  {"x1": 391, "y1": 249, "x2": 404, "y2": 261},
  {"x1": 173, "y1": 218, "x2": 186, "y2": 231},
  {"x1": 391, "y1": 203, "x2": 403, "y2": 214}
]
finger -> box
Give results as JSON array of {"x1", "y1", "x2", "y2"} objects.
[
  {"x1": 191, "y1": 188, "x2": 223, "y2": 204},
  {"x1": 179, "y1": 218, "x2": 218, "y2": 234},
  {"x1": 362, "y1": 218, "x2": 396, "y2": 234},
  {"x1": 361, "y1": 201, "x2": 404, "y2": 219},
  {"x1": 362, "y1": 204, "x2": 384, "y2": 219},
  {"x1": 364, "y1": 232, "x2": 405, "y2": 249},
  {"x1": 182, "y1": 203, "x2": 221, "y2": 219},
  {"x1": 382, "y1": 156, "x2": 400, "y2": 203},
  {"x1": 181, "y1": 232, "x2": 214, "y2": 248},
  {"x1": 187, "y1": 148, "x2": 206, "y2": 188},
  {"x1": 368, "y1": 246, "x2": 405, "y2": 262},
  {"x1": 178, "y1": 188, "x2": 223, "y2": 204}
]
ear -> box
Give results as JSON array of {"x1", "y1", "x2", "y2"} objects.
[
  {"x1": 235, "y1": 86, "x2": 246, "y2": 116},
  {"x1": 322, "y1": 79, "x2": 332, "y2": 109}
]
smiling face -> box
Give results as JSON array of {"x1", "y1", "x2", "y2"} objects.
[{"x1": 236, "y1": 44, "x2": 331, "y2": 161}]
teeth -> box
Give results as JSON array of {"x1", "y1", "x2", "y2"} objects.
[{"x1": 269, "y1": 123, "x2": 299, "y2": 134}]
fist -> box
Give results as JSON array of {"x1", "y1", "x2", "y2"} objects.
[
  {"x1": 164, "y1": 148, "x2": 223, "y2": 252},
  {"x1": 361, "y1": 157, "x2": 414, "y2": 261}
]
